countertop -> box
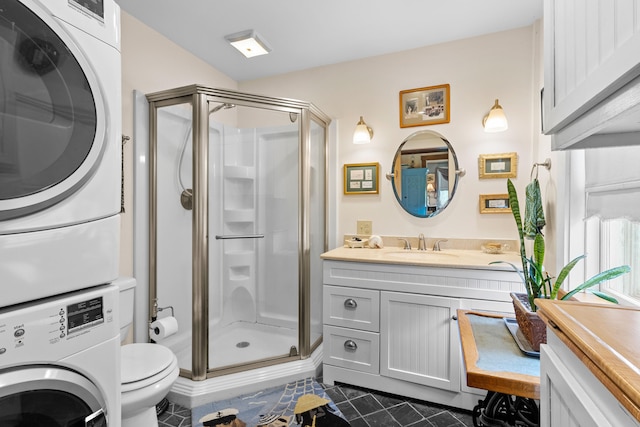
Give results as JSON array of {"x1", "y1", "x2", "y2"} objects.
[
  {"x1": 457, "y1": 310, "x2": 540, "y2": 399},
  {"x1": 321, "y1": 246, "x2": 522, "y2": 270},
  {"x1": 536, "y1": 299, "x2": 640, "y2": 421}
]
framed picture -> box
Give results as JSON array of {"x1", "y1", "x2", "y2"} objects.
[
  {"x1": 478, "y1": 152, "x2": 518, "y2": 179},
  {"x1": 399, "y1": 84, "x2": 450, "y2": 128},
  {"x1": 344, "y1": 163, "x2": 379, "y2": 195},
  {"x1": 479, "y1": 194, "x2": 512, "y2": 214}
]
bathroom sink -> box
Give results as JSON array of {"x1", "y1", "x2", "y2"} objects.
[{"x1": 386, "y1": 251, "x2": 458, "y2": 260}]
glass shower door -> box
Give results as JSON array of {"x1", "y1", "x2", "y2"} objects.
[{"x1": 208, "y1": 104, "x2": 301, "y2": 370}]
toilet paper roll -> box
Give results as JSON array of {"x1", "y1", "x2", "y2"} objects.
[{"x1": 149, "y1": 316, "x2": 178, "y2": 342}]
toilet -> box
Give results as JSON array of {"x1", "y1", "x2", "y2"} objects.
[{"x1": 117, "y1": 277, "x2": 180, "y2": 427}]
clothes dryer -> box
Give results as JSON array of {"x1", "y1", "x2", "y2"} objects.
[
  {"x1": 0, "y1": 0, "x2": 122, "y2": 306},
  {"x1": 0, "y1": 283, "x2": 120, "y2": 426}
]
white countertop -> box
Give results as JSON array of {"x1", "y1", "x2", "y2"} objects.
[{"x1": 321, "y1": 246, "x2": 523, "y2": 271}]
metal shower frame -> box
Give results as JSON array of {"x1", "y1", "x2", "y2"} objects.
[{"x1": 146, "y1": 85, "x2": 331, "y2": 380}]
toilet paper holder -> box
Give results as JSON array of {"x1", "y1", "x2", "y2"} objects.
[
  {"x1": 157, "y1": 305, "x2": 174, "y2": 317},
  {"x1": 151, "y1": 296, "x2": 174, "y2": 320}
]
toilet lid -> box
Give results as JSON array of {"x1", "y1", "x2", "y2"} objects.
[{"x1": 121, "y1": 343, "x2": 175, "y2": 384}]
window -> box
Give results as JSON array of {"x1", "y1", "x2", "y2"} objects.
[
  {"x1": 582, "y1": 146, "x2": 640, "y2": 305},
  {"x1": 588, "y1": 218, "x2": 640, "y2": 304}
]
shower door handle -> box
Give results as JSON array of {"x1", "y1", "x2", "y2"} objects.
[{"x1": 215, "y1": 234, "x2": 265, "y2": 240}]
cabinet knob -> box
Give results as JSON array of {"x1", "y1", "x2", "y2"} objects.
[
  {"x1": 344, "y1": 298, "x2": 358, "y2": 309},
  {"x1": 344, "y1": 340, "x2": 358, "y2": 351},
  {"x1": 452, "y1": 315, "x2": 458, "y2": 321}
]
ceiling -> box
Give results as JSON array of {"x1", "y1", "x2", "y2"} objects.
[{"x1": 115, "y1": 0, "x2": 543, "y2": 82}]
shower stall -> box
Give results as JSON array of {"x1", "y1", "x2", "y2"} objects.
[{"x1": 138, "y1": 86, "x2": 330, "y2": 397}]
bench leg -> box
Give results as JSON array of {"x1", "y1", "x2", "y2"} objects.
[{"x1": 472, "y1": 391, "x2": 539, "y2": 427}]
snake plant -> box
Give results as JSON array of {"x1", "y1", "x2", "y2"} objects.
[{"x1": 491, "y1": 179, "x2": 630, "y2": 312}]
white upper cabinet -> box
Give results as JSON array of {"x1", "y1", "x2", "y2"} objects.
[{"x1": 543, "y1": 0, "x2": 640, "y2": 149}]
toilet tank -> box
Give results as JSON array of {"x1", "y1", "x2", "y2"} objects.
[{"x1": 114, "y1": 277, "x2": 136, "y2": 342}]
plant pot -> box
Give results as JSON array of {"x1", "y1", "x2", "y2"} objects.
[{"x1": 510, "y1": 292, "x2": 547, "y2": 352}]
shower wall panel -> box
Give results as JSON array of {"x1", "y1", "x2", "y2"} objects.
[{"x1": 155, "y1": 105, "x2": 195, "y2": 369}]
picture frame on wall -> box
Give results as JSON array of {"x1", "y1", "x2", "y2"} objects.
[
  {"x1": 478, "y1": 152, "x2": 518, "y2": 179},
  {"x1": 479, "y1": 193, "x2": 512, "y2": 214},
  {"x1": 344, "y1": 163, "x2": 379, "y2": 195},
  {"x1": 399, "y1": 84, "x2": 450, "y2": 128}
]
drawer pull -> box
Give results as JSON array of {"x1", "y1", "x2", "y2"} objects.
[
  {"x1": 344, "y1": 340, "x2": 358, "y2": 351},
  {"x1": 344, "y1": 299, "x2": 358, "y2": 309}
]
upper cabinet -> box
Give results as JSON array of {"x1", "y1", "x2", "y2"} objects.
[{"x1": 543, "y1": 0, "x2": 640, "y2": 150}]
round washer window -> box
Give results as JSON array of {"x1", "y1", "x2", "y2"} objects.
[
  {"x1": 0, "y1": 366, "x2": 107, "y2": 426},
  {"x1": 0, "y1": 0, "x2": 97, "y2": 201},
  {"x1": 0, "y1": 389, "x2": 104, "y2": 426}
]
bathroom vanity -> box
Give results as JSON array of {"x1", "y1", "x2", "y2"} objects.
[{"x1": 321, "y1": 245, "x2": 525, "y2": 411}]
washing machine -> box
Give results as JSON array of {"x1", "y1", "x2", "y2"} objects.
[
  {"x1": 0, "y1": 0, "x2": 122, "y2": 306},
  {"x1": 0, "y1": 283, "x2": 120, "y2": 426}
]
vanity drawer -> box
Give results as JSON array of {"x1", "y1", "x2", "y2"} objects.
[
  {"x1": 323, "y1": 325, "x2": 379, "y2": 374},
  {"x1": 323, "y1": 285, "x2": 380, "y2": 332}
]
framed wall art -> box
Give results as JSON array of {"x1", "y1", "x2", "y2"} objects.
[
  {"x1": 344, "y1": 162, "x2": 379, "y2": 195},
  {"x1": 399, "y1": 84, "x2": 450, "y2": 128},
  {"x1": 479, "y1": 194, "x2": 512, "y2": 214},
  {"x1": 478, "y1": 152, "x2": 518, "y2": 179}
]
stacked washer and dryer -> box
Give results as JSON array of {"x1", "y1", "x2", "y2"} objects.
[{"x1": 0, "y1": 0, "x2": 122, "y2": 425}]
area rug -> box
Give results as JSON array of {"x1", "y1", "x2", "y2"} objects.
[{"x1": 191, "y1": 377, "x2": 344, "y2": 427}]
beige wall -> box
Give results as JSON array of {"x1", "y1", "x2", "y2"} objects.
[
  {"x1": 120, "y1": 14, "x2": 554, "y2": 275},
  {"x1": 241, "y1": 25, "x2": 543, "y2": 247},
  {"x1": 119, "y1": 12, "x2": 237, "y2": 276}
]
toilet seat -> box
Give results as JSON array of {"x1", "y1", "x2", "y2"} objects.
[{"x1": 121, "y1": 343, "x2": 178, "y2": 393}]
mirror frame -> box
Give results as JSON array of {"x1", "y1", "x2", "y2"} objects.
[{"x1": 388, "y1": 130, "x2": 463, "y2": 218}]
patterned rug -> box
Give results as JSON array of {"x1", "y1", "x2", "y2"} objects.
[{"x1": 191, "y1": 377, "x2": 344, "y2": 427}]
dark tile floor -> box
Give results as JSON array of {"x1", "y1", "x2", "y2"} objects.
[
  {"x1": 159, "y1": 401, "x2": 192, "y2": 427},
  {"x1": 159, "y1": 381, "x2": 475, "y2": 427}
]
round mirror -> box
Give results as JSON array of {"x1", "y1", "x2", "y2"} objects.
[{"x1": 389, "y1": 130, "x2": 462, "y2": 218}]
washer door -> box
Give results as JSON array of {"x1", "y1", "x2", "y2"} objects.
[
  {"x1": 0, "y1": 366, "x2": 108, "y2": 426},
  {"x1": 0, "y1": 0, "x2": 107, "y2": 220}
]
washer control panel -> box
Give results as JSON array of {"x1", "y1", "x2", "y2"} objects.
[{"x1": 0, "y1": 284, "x2": 118, "y2": 365}]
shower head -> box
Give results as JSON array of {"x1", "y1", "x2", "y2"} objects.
[{"x1": 209, "y1": 103, "x2": 236, "y2": 114}]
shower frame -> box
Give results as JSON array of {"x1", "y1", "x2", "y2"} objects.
[{"x1": 146, "y1": 85, "x2": 330, "y2": 381}]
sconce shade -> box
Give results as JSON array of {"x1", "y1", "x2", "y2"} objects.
[
  {"x1": 353, "y1": 116, "x2": 374, "y2": 144},
  {"x1": 483, "y1": 99, "x2": 508, "y2": 132},
  {"x1": 225, "y1": 30, "x2": 271, "y2": 58}
]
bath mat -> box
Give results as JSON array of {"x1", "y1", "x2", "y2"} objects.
[{"x1": 191, "y1": 377, "x2": 345, "y2": 427}]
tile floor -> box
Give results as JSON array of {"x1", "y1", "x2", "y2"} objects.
[{"x1": 159, "y1": 381, "x2": 475, "y2": 427}]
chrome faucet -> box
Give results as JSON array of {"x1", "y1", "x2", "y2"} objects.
[
  {"x1": 417, "y1": 233, "x2": 427, "y2": 251},
  {"x1": 433, "y1": 239, "x2": 448, "y2": 251},
  {"x1": 398, "y1": 238, "x2": 411, "y2": 250}
]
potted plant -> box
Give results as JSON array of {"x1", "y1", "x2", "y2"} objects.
[{"x1": 493, "y1": 179, "x2": 630, "y2": 351}]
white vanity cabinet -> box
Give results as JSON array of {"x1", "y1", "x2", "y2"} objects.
[
  {"x1": 322, "y1": 259, "x2": 524, "y2": 411},
  {"x1": 543, "y1": 0, "x2": 640, "y2": 149},
  {"x1": 540, "y1": 332, "x2": 640, "y2": 427},
  {"x1": 536, "y1": 299, "x2": 640, "y2": 426}
]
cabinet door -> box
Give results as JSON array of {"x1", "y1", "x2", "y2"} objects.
[
  {"x1": 380, "y1": 291, "x2": 460, "y2": 391},
  {"x1": 540, "y1": 345, "x2": 611, "y2": 427},
  {"x1": 544, "y1": 0, "x2": 640, "y2": 136},
  {"x1": 541, "y1": 335, "x2": 640, "y2": 427}
]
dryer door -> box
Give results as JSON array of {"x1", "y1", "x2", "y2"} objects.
[
  {"x1": 0, "y1": 0, "x2": 107, "y2": 220},
  {"x1": 0, "y1": 366, "x2": 108, "y2": 426}
]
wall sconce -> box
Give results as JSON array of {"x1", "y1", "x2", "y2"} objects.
[
  {"x1": 483, "y1": 99, "x2": 508, "y2": 132},
  {"x1": 225, "y1": 30, "x2": 271, "y2": 58},
  {"x1": 353, "y1": 116, "x2": 374, "y2": 144}
]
